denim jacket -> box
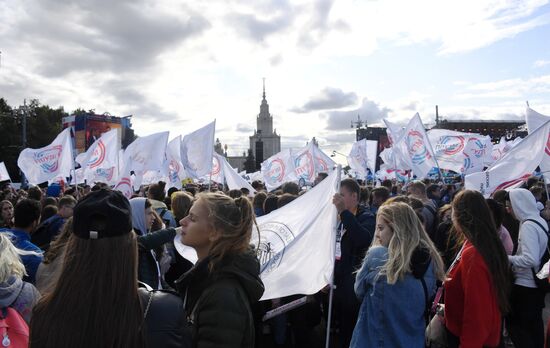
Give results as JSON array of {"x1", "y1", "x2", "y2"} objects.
[{"x1": 350, "y1": 246, "x2": 437, "y2": 348}]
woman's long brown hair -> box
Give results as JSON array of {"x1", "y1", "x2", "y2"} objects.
[
  {"x1": 452, "y1": 190, "x2": 511, "y2": 314},
  {"x1": 30, "y1": 232, "x2": 144, "y2": 348}
]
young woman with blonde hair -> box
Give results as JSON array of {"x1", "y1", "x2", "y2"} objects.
[
  {"x1": 351, "y1": 202, "x2": 445, "y2": 348},
  {"x1": 0, "y1": 233, "x2": 40, "y2": 324},
  {"x1": 175, "y1": 192, "x2": 264, "y2": 348}
]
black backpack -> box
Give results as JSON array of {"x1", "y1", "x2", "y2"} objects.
[
  {"x1": 138, "y1": 283, "x2": 192, "y2": 348},
  {"x1": 525, "y1": 219, "x2": 550, "y2": 292}
]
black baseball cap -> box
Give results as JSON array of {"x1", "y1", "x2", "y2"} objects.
[{"x1": 73, "y1": 189, "x2": 133, "y2": 240}]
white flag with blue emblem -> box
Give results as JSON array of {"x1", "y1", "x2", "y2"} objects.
[
  {"x1": 254, "y1": 169, "x2": 339, "y2": 300},
  {"x1": 18, "y1": 128, "x2": 74, "y2": 185},
  {"x1": 391, "y1": 113, "x2": 437, "y2": 178}
]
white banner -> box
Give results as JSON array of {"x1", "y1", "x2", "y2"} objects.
[
  {"x1": 18, "y1": 128, "x2": 74, "y2": 185},
  {"x1": 347, "y1": 139, "x2": 377, "y2": 178},
  {"x1": 465, "y1": 121, "x2": 550, "y2": 197},
  {"x1": 526, "y1": 107, "x2": 550, "y2": 181},
  {"x1": 391, "y1": 113, "x2": 437, "y2": 178},
  {"x1": 76, "y1": 129, "x2": 120, "y2": 185},
  {"x1": 293, "y1": 142, "x2": 336, "y2": 184},
  {"x1": 181, "y1": 120, "x2": 216, "y2": 179},
  {"x1": 262, "y1": 149, "x2": 298, "y2": 191},
  {"x1": 0, "y1": 162, "x2": 11, "y2": 182},
  {"x1": 220, "y1": 155, "x2": 256, "y2": 196},
  {"x1": 255, "y1": 169, "x2": 338, "y2": 300},
  {"x1": 165, "y1": 136, "x2": 187, "y2": 189},
  {"x1": 123, "y1": 131, "x2": 169, "y2": 189}
]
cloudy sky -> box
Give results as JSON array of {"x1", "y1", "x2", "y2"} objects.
[{"x1": 1, "y1": 0, "x2": 550, "y2": 160}]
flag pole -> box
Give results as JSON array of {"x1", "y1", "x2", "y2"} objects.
[{"x1": 325, "y1": 164, "x2": 342, "y2": 348}]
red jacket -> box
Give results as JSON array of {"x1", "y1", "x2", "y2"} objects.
[{"x1": 444, "y1": 241, "x2": 502, "y2": 348}]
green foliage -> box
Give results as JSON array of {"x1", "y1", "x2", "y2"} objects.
[{"x1": 0, "y1": 98, "x2": 68, "y2": 182}]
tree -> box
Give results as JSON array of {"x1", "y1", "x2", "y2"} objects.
[{"x1": 0, "y1": 98, "x2": 67, "y2": 182}]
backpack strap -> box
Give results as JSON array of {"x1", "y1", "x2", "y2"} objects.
[
  {"x1": 525, "y1": 219, "x2": 549, "y2": 237},
  {"x1": 524, "y1": 219, "x2": 550, "y2": 278}
]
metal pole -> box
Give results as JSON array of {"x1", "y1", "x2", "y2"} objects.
[
  {"x1": 325, "y1": 165, "x2": 342, "y2": 348},
  {"x1": 20, "y1": 99, "x2": 28, "y2": 189}
]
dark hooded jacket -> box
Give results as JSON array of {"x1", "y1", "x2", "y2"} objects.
[{"x1": 176, "y1": 249, "x2": 264, "y2": 348}]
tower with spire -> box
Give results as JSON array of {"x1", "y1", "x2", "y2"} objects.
[{"x1": 249, "y1": 79, "x2": 281, "y2": 169}]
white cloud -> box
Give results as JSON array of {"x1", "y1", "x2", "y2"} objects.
[
  {"x1": 455, "y1": 74, "x2": 550, "y2": 99},
  {"x1": 534, "y1": 59, "x2": 550, "y2": 68},
  {"x1": 1, "y1": 0, "x2": 549, "y2": 157}
]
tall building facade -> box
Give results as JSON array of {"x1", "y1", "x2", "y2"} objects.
[{"x1": 249, "y1": 81, "x2": 281, "y2": 169}]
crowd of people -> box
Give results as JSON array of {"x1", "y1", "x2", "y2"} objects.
[{"x1": 0, "y1": 173, "x2": 550, "y2": 347}]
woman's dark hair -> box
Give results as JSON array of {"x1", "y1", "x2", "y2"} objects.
[
  {"x1": 43, "y1": 218, "x2": 73, "y2": 265},
  {"x1": 253, "y1": 192, "x2": 267, "y2": 209},
  {"x1": 27, "y1": 186, "x2": 43, "y2": 201},
  {"x1": 452, "y1": 190, "x2": 511, "y2": 314},
  {"x1": 277, "y1": 193, "x2": 297, "y2": 208},
  {"x1": 148, "y1": 181, "x2": 166, "y2": 201},
  {"x1": 486, "y1": 198, "x2": 504, "y2": 228},
  {"x1": 43, "y1": 196, "x2": 58, "y2": 207},
  {"x1": 14, "y1": 199, "x2": 41, "y2": 229},
  {"x1": 263, "y1": 194, "x2": 279, "y2": 215},
  {"x1": 228, "y1": 189, "x2": 242, "y2": 198},
  {"x1": 30, "y1": 232, "x2": 144, "y2": 347}
]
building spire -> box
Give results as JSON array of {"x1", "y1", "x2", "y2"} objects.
[{"x1": 262, "y1": 77, "x2": 266, "y2": 100}]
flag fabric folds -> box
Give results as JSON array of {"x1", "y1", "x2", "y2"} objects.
[
  {"x1": 181, "y1": 120, "x2": 216, "y2": 179},
  {"x1": 465, "y1": 121, "x2": 550, "y2": 197},
  {"x1": 261, "y1": 149, "x2": 298, "y2": 191},
  {"x1": 122, "y1": 131, "x2": 169, "y2": 189},
  {"x1": 390, "y1": 113, "x2": 437, "y2": 178},
  {"x1": 18, "y1": 128, "x2": 74, "y2": 185},
  {"x1": 347, "y1": 139, "x2": 378, "y2": 178},
  {"x1": 254, "y1": 169, "x2": 339, "y2": 300},
  {"x1": 0, "y1": 162, "x2": 11, "y2": 182}
]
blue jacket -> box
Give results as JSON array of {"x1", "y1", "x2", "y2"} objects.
[
  {"x1": 351, "y1": 246, "x2": 438, "y2": 348},
  {"x1": 0, "y1": 229, "x2": 43, "y2": 284}
]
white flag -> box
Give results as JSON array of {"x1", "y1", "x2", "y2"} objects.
[
  {"x1": 209, "y1": 154, "x2": 225, "y2": 184},
  {"x1": 0, "y1": 162, "x2": 11, "y2": 182},
  {"x1": 428, "y1": 129, "x2": 475, "y2": 173},
  {"x1": 220, "y1": 155, "x2": 256, "y2": 196},
  {"x1": 76, "y1": 129, "x2": 120, "y2": 184},
  {"x1": 465, "y1": 121, "x2": 550, "y2": 197},
  {"x1": 312, "y1": 145, "x2": 336, "y2": 174},
  {"x1": 181, "y1": 121, "x2": 216, "y2": 179},
  {"x1": 526, "y1": 106, "x2": 550, "y2": 134},
  {"x1": 254, "y1": 169, "x2": 339, "y2": 300},
  {"x1": 114, "y1": 162, "x2": 134, "y2": 199},
  {"x1": 293, "y1": 142, "x2": 336, "y2": 184},
  {"x1": 383, "y1": 119, "x2": 404, "y2": 145},
  {"x1": 391, "y1": 113, "x2": 437, "y2": 178},
  {"x1": 526, "y1": 107, "x2": 550, "y2": 181},
  {"x1": 165, "y1": 136, "x2": 186, "y2": 189},
  {"x1": 376, "y1": 165, "x2": 409, "y2": 182},
  {"x1": 262, "y1": 149, "x2": 298, "y2": 191},
  {"x1": 18, "y1": 128, "x2": 74, "y2": 185},
  {"x1": 347, "y1": 139, "x2": 377, "y2": 177},
  {"x1": 123, "y1": 131, "x2": 169, "y2": 188}
]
